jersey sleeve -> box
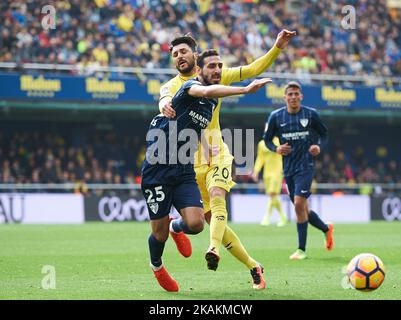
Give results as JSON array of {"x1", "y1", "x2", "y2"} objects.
[
  {"x1": 263, "y1": 112, "x2": 278, "y2": 152},
  {"x1": 159, "y1": 80, "x2": 174, "y2": 101},
  {"x1": 182, "y1": 79, "x2": 201, "y2": 90},
  {"x1": 240, "y1": 46, "x2": 281, "y2": 80},
  {"x1": 221, "y1": 46, "x2": 281, "y2": 85},
  {"x1": 221, "y1": 67, "x2": 242, "y2": 85},
  {"x1": 180, "y1": 79, "x2": 202, "y2": 97},
  {"x1": 311, "y1": 110, "x2": 328, "y2": 149}
]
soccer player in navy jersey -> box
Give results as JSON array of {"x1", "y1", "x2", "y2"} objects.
[
  {"x1": 263, "y1": 81, "x2": 334, "y2": 260},
  {"x1": 142, "y1": 49, "x2": 272, "y2": 291}
]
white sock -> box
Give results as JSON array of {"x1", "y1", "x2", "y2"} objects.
[
  {"x1": 169, "y1": 220, "x2": 176, "y2": 233},
  {"x1": 150, "y1": 262, "x2": 163, "y2": 272}
]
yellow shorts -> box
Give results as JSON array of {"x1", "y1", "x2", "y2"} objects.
[
  {"x1": 195, "y1": 161, "x2": 236, "y2": 213},
  {"x1": 263, "y1": 175, "x2": 283, "y2": 195}
]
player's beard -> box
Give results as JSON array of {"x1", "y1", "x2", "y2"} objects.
[
  {"x1": 176, "y1": 58, "x2": 195, "y2": 74},
  {"x1": 200, "y1": 71, "x2": 221, "y2": 85}
]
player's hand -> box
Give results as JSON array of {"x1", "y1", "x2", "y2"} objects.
[
  {"x1": 274, "y1": 29, "x2": 297, "y2": 49},
  {"x1": 277, "y1": 143, "x2": 292, "y2": 156},
  {"x1": 309, "y1": 145, "x2": 320, "y2": 156},
  {"x1": 161, "y1": 101, "x2": 176, "y2": 118},
  {"x1": 245, "y1": 78, "x2": 272, "y2": 94}
]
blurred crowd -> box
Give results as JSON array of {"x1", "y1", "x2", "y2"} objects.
[
  {"x1": 1, "y1": 128, "x2": 400, "y2": 196},
  {"x1": 0, "y1": 0, "x2": 400, "y2": 78},
  {"x1": 235, "y1": 143, "x2": 401, "y2": 195},
  {"x1": 0, "y1": 130, "x2": 145, "y2": 190},
  {"x1": 237, "y1": 149, "x2": 401, "y2": 186}
]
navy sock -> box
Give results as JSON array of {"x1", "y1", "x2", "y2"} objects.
[
  {"x1": 148, "y1": 234, "x2": 165, "y2": 268},
  {"x1": 308, "y1": 210, "x2": 329, "y2": 233},
  {"x1": 171, "y1": 217, "x2": 197, "y2": 235},
  {"x1": 297, "y1": 221, "x2": 308, "y2": 252}
]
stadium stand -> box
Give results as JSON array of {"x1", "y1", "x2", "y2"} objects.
[
  {"x1": 0, "y1": 0, "x2": 400, "y2": 77},
  {"x1": 0, "y1": 0, "x2": 400, "y2": 196},
  {"x1": 1, "y1": 124, "x2": 400, "y2": 190}
]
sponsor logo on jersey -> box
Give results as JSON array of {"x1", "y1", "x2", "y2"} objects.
[
  {"x1": 282, "y1": 131, "x2": 309, "y2": 140},
  {"x1": 300, "y1": 119, "x2": 309, "y2": 127},
  {"x1": 189, "y1": 110, "x2": 209, "y2": 126}
]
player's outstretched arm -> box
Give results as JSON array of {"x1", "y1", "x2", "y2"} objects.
[
  {"x1": 188, "y1": 78, "x2": 272, "y2": 99},
  {"x1": 238, "y1": 30, "x2": 297, "y2": 81}
]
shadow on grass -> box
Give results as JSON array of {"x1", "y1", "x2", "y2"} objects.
[
  {"x1": 310, "y1": 256, "x2": 350, "y2": 264},
  {"x1": 146, "y1": 289, "x2": 306, "y2": 300}
]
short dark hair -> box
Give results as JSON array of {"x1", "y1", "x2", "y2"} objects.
[
  {"x1": 169, "y1": 35, "x2": 197, "y2": 53},
  {"x1": 198, "y1": 49, "x2": 219, "y2": 68},
  {"x1": 284, "y1": 81, "x2": 302, "y2": 94}
]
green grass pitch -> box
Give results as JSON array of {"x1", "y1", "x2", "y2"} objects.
[{"x1": 1, "y1": 221, "x2": 400, "y2": 300}]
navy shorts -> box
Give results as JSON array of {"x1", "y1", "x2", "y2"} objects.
[
  {"x1": 141, "y1": 165, "x2": 203, "y2": 220},
  {"x1": 285, "y1": 170, "x2": 314, "y2": 203}
]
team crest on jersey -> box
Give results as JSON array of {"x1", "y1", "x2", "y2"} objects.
[
  {"x1": 160, "y1": 86, "x2": 170, "y2": 96},
  {"x1": 300, "y1": 118, "x2": 309, "y2": 127},
  {"x1": 149, "y1": 202, "x2": 159, "y2": 214}
]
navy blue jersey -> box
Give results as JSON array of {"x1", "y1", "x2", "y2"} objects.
[
  {"x1": 142, "y1": 78, "x2": 217, "y2": 183},
  {"x1": 263, "y1": 105, "x2": 328, "y2": 176}
]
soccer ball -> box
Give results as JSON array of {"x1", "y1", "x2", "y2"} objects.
[{"x1": 346, "y1": 253, "x2": 385, "y2": 291}]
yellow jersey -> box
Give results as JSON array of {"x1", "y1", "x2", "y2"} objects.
[
  {"x1": 254, "y1": 138, "x2": 283, "y2": 179},
  {"x1": 159, "y1": 46, "x2": 281, "y2": 167}
]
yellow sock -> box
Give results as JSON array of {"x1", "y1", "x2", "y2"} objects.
[
  {"x1": 271, "y1": 195, "x2": 286, "y2": 221},
  {"x1": 222, "y1": 225, "x2": 258, "y2": 270},
  {"x1": 209, "y1": 196, "x2": 228, "y2": 256},
  {"x1": 261, "y1": 197, "x2": 273, "y2": 224}
]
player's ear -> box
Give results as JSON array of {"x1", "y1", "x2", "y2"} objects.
[{"x1": 299, "y1": 93, "x2": 304, "y2": 101}]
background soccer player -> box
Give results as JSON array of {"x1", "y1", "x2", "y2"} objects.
[
  {"x1": 159, "y1": 30, "x2": 295, "y2": 289},
  {"x1": 143, "y1": 54, "x2": 271, "y2": 291},
  {"x1": 252, "y1": 137, "x2": 288, "y2": 227},
  {"x1": 263, "y1": 81, "x2": 334, "y2": 260}
]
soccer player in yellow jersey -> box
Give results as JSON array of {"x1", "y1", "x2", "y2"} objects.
[
  {"x1": 159, "y1": 30, "x2": 296, "y2": 290},
  {"x1": 252, "y1": 137, "x2": 288, "y2": 227}
]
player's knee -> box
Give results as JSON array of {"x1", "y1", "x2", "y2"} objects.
[
  {"x1": 294, "y1": 201, "x2": 302, "y2": 213},
  {"x1": 294, "y1": 203, "x2": 308, "y2": 222},
  {"x1": 294, "y1": 201, "x2": 306, "y2": 215},
  {"x1": 188, "y1": 216, "x2": 205, "y2": 234},
  {"x1": 152, "y1": 231, "x2": 168, "y2": 243},
  {"x1": 209, "y1": 187, "x2": 226, "y2": 199}
]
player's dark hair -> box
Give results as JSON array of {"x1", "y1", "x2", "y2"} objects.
[
  {"x1": 169, "y1": 35, "x2": 198, "y2": 53},
  {"x1": 284, "y1": 81, "x2": 302, "y2": 94},
  {"x1": 198, "y1": 49, "x2": 219, "y2": 69}
]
